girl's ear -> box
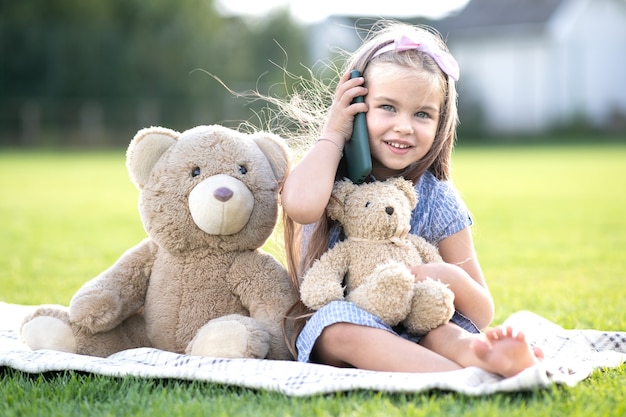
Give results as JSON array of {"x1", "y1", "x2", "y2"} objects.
[
  {"x1": 390, "y1": 177, "x2": 418, "y2": 209},
  {"x1": 326, "y1": 179, "x2": 355, "y2": 222}
]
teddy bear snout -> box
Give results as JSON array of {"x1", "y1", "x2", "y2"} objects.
[
  {"x1": 214, "y1": 187, "x2": 233, "y2": 202},
  {"x1": 385, "y1": 206, "x2": 394, "y2": 216},
  {"x1": 188, "y1": 174, "x2": 255, "y2": 235}
]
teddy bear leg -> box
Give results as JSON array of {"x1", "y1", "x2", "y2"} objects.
[
  {"x1": 186, "y1": 314, "x2": 270, "y2": 359},
  {"x1": 21, "y1": 306, "x2": 76, "y2": 353},
  {"x1": 346, "y1": 261, "x2": 415, "y2": 326},
  {"x1": 22, "y1": 307, "x2": 150, "y2": 357},
  {"x1": 21, "y1": 307, "x2": 149, "y2": 357},
  {"x1": 403, "y1": 278, "x2": 455, "y2": 335},
  {"x1": 72, "y1": 311, "x2": 151, "y2": 357}
]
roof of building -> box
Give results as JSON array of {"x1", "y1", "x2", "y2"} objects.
[{"x1": 435, "y1": 0, "x2": 566, "y2": 36}]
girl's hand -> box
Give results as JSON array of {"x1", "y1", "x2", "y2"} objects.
[
  {"x1": 408, "y1": 262, "x2": 494, "y2": 329},
  {"x1": 320, "y1": 71, "x2": 368, "y2": 143},
  {"x1": 280, "y1": 71, "x2": 367, "y2": 225},
  {"x1": 408, "y1": 263, "x2": 458, "y2": 286}
]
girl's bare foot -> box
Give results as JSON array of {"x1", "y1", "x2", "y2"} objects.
[{"x1": 470, "y1": 325, "x2": 543, "y2": 378}]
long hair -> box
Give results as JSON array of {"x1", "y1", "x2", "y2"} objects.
[{"x1": 280, "y1": 20, "x2": 460, "y2": 359}]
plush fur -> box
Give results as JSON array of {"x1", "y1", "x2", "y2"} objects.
[
  {"x1": 300, "y1": 177, "x2": 455, "y2": 335},
  {"x1": 21, "y1": 125, "x2": 298, "y2": 360}
]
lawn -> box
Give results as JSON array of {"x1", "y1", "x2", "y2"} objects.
[{"x1": 1, "y1": 143, "x2": 625, "y2": 416}]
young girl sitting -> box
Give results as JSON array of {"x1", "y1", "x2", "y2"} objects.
[{"x1": 279, "y1": 20, "x2": 543, "y2": 377}]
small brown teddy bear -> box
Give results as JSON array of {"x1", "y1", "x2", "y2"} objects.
[
  {"x1": 300, "y1": 177, "x2": 455, "y2": 335},
  {"x1": 21, "y1": 125, "x2": 298, "y2": 360}
]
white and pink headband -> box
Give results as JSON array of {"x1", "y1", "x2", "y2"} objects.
[{"x1": 371, "y1": 34, "x2": 460, "y2": 81}]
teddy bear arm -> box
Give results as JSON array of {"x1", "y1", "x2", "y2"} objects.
[
  {"x1": 407, "y1": 234, "x2": 443, "y2": 264},
  {"x1": 70, "y1": 238, "x2": 156, "y2": 333},
  {"x1": 299, "y1": 245, "x2": 349, "y2": 310},
  {"x1": 230, "y1": 252, "x2": 298, "y2": 319},
  {"x1": 220, "y1": 252, "x2": 298, "y2": 359}
]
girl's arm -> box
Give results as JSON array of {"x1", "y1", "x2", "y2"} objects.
[
  {"x1": 280, "y1": 72, "x2": 368, "y2": 224},
  {"x1": 409, "y1": 227, "x2": 494, "y2": 329}
]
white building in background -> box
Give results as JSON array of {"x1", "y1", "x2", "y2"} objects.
[
  {"x1": 311, "y1": 0, "x2": 626, "y2": 134},
  {"x1": 440, "y1": 0, "x2": 626, "y2": 133}
]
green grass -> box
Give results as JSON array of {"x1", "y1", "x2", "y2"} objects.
[
  {"x1": 1, "y1": 144, "x2": 625, "y2": 416},
  {"x1": 0, "y1": 151, "x2": 146, "y2": 304},
  {"x1": 451, "y1": 145, "x2": 626, "y2": 329}
]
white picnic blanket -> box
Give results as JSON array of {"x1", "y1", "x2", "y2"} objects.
[{"x1": 0, "y1": 302, "x2": 624, "y2": 396}]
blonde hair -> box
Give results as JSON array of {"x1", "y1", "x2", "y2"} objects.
[{"x1": 278, "y1": 20, "x2": 460, "y2": 358}]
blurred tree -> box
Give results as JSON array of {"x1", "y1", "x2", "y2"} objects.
[{"x1": 0, "y1": 0, "x2": 308, "y2": 146}]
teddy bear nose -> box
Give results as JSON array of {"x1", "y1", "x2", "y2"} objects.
[
  {"x1": 385, "y1": 206, "x2": 394, "y2": 215},
  {"x1": 214, "y1": 187, "x2": 234, "y2": 202}
]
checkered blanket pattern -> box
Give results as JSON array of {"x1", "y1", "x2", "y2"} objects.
[{"x1": 1, "y1": 303, "x2": 624, "y2": 396}]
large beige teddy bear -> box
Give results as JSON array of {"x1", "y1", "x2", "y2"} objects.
[
  {"x1": 300, "y1": 177, "x2": 455, "y2": 334},
  {"x1": 21, "y1": 125, "x2": 298, "y2": 360}
]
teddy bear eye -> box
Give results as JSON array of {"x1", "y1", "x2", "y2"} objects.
[
  {"x1": 238, "y1": 165, "x2": 248, "y2": 175},
  {"x1": 365, "y1": 201, "x2": 371, "y2": 208},
  {"x1": 191, "y1": 167, "x2": 201, "y2": 177}
]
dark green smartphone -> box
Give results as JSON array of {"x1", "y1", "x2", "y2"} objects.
[{"x1": 343, "y1": 70, "x2": 372, "y2": 184}]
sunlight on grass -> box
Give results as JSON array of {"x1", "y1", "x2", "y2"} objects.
[
  {"x1": 452, "y1": 145, "x2": 626, "y2": 329},
  {"x1": 1, "y1": 144, "x2": 625, "y2": 417},
  {"x1": 1, "y1": 145, "x2": 625, "y2": 333},
  {"x1": 0, "y1": 151, "x2": 146, "y2": 304}
]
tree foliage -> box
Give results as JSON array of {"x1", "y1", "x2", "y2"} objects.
[{"x1": 0, "y1": 0, "x2": 309, "y2": 146}]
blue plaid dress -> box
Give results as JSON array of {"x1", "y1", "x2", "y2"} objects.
[{"x1": 296, "y1": 171, "x2": 480, "y2": 363}]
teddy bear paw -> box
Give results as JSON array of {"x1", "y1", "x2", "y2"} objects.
[
  {"x1": 69, "y1": 291, "x2": 125, "y2": 334},
  {"x1": 346, "y1": 260, "x2": 415, "y2": 326},
  {"x1": 186, "y1": 315, "x2": 270, "y2": 359},
  {"x1": 403, "y1": 278, "x2": 455, "y2": 334},
  {"x1": 21, "y1": 315, "x2": 77, "y2": 353}
]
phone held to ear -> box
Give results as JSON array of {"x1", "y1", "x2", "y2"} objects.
[{"x1": 344, "y1": 70, "x2": 372, "y2": 184}]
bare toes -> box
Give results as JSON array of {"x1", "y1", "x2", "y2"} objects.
[
  {"x1": 533, "y1": 346, "x2": 545, "y2": 360},
  {"x1": 485, "y1": 325, "x2": 510, "y2": 341},
  {"x1": 470, "y1": 328, "x2": 541, "y2": 378},
  {"x1": 512, "y1": 329, "x2": 527, "y2": 341}
]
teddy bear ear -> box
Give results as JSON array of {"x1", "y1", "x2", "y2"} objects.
[
  {"x1": 251, "y1": 132, "x2": 291, "y2": 182},
  {"x1": 126, "y1": 127, "x2": 179, "y2": 189},
  {"x1": 326, "y1": 179, "x2": 355, "y2": 222},
  {"x1": 391, "y1": 177, "x2": 418, "y2": 208}
]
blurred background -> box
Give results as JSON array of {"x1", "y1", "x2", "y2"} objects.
[{"x1": 1, "y1": 0, "x2": 624, "y2": 149}]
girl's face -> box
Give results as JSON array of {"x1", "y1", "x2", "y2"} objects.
[{"x1": 364, "y1": 64, "x2": 443, "y2": 180}]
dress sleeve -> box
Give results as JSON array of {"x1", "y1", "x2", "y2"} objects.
[{"x1": 410, "y1": 172, "x2": 473, "y2": 246}]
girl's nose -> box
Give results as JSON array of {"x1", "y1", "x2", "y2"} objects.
[{"x1": 393, "y1": 116, "x2": 414, "y2": 135}]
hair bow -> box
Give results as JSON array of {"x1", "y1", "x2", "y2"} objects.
[{"x1": 371, "y1": 34, "x2": 460, "y2": 81}]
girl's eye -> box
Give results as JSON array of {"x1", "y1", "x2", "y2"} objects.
[
  {"x1": 381, "y1": 104, "x2": 394, "y2": 112},
  {"x1": 416, "y1": 111, "x2": 429, "y2": 119},
  {"x1": 238, "y1": 165, "x2": 248, "y2": 175},
  {"x1": 191, "y1": 167, "x2": 201, "y2": 177}
]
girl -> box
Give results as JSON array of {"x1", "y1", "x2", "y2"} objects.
[{"x1": 280, "y1": 21, "x2": 542, "y2": 377}]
